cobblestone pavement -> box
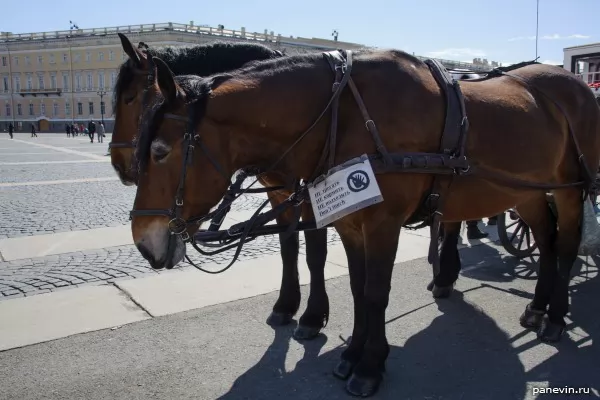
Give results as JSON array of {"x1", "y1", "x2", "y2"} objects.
[
  {"x1": 0, "y1": 135, "x2": 342, "y2": 300},
  {"x1": 0, "y1": 181, "x2": 269, "y2": 238},
  {"x1": 0, "y1": 231, "x2": 342, "y2": 300},
  {"x1": 0, "y1": 163, "x2": 115, "y2": 183}
]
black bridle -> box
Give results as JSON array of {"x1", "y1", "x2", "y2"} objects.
[
  {"x1": 128, "y1": 50, "x2": 355, "y2": 273},
  {"x1": 108, "y1": 68, "x2": 155, "y2": 153},
  {"x1": 129, "y1": 104, "x2": 301, "y2": 274},
  {"x1": 129, "y1": 107, "x2": 231, "y2": 242}
]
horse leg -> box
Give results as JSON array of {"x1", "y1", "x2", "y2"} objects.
[
  {"x1": 539, "y1": 188, "x2": 582, "y2": 342},
  {"x1": 267, "y1": 193, "x2": 301, "y2": 326},
  {"x1": 294, "y1": 220, "x2": 329, "y2": 340},
  {"x1": 431, "y1": 221, "x2": 462, "y2": 298},
  {"x1": 333, "y1": 230, "x2": 367, "y2": 381},
  {"x1": 514, "y1": 195, "x2": 558, "y2": 331},
  {"x1": 346, "y1": 218, "x2": 401, "y2": 397}
]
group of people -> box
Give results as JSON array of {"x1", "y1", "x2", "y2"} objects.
[
  {"x1": 65, "y1": 121, "x2": 106, "y2": 143},
  {"x1": 6, "y1": 121, "x2": 105, "y2": 142}
]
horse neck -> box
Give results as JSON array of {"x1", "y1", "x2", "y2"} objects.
[{"x1": 206, "y1": 63, "x2": 334, "y2": 179}]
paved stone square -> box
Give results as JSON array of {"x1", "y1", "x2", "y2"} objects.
[
  {"x1": 0, "y1": 132, "x2": 599, "y2": 399},
  {"x1": 0, "y1": 133, "x2": 342, "y2": 299}
]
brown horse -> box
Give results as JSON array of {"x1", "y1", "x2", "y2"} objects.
[
  {"x1": 129, "y1": 50, "x2": 600, "y2": 396},
  {"x1": 110, "y1": 33, "x2": 329, "y2": 340}
]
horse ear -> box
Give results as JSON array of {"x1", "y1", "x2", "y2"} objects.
[
  {"x1": 118, "y1": 33, "x2": 141, "y2": 67},
  {"x1": 153, "y1": 57, "x2": 178, "y2": 103}
]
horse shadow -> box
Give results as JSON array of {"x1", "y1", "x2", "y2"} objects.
[
  {"x1": 218, "y1": 291, "x2": 529, "y2": 400},
  {"x1": 458, "y1": 241, "x2": 537, "y2": 284},
  {"x1": 458, "y1": 250, "x2": 600, "y2": 399},
  {"x1": 521, "y1": 257, "x2": 600, "y2": 399}
]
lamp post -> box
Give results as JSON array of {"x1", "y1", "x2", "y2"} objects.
[
  {"x1": 68, "y1": 21, "x2": 79, "y2": 125},
  {"x1": 96, "y1": 89, "x2": 106, "y2": 125}
]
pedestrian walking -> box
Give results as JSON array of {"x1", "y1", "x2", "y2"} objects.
[
  {"x1": 31, "y1": 124, "x2": 37, "y2": 137},
  {"x1": 88, "y1": 120, "x2": 96, "y2": 143},
  {"x1": 66, "y1": 124, "x2": 71, "y2": 138},
  {"x1": 8, "y1": 123, "x2": 13, "y2": 139},
  {"x1": 97, "y1": 122, "x2": 105, "y2": 143}
]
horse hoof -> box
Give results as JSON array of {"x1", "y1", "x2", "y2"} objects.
[
  {"x1": 266, "y1": 312, "x2": 293, "y2": 327},
  {"x1": 519, "y1": 305, "x2": 545, "y2": 329},
  {"x1": 333, "y1": 359, "x2": 355, "y2": 380},
  {"x1": 537, "y1": 318, "x2": 565, "y2": 343},
  {"x1": 293, "y1": 325, "x2": 321, "y2": 341},
  {"x1": 346, "y1": 373, "x2": 382, "y2": 397},
  {"x1": 432, "y1": 284, "x2": 453, "y2": 298},
  {"x1": 426, "y1": 279, "x2": 434, "y2": 291}
]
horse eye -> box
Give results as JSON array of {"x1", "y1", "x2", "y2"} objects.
[
  {"x1": 151, "y1": 142, "x2": 171, "y2": 163},
  {"x1": 124, "y1": 95, "x2": 136, "y2": 105}
]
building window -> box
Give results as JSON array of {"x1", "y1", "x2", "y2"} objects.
[
  {"x1": 26, "y1": 75, "x2": 32, "y2": 90},
  {"x1": 53, "y1": 103, "x2": 58, "y2": 116},
  {"x1": 87, "y1": 73, "x2": 93, "y2": 90},
  {"x1": 98, "y1": 72, "x2": 105, "y2": 89},
  {"x1": 65, "y1": 102, "x2": 71, "y2": 116},
  {"x1": 109, "y1": 50, "x2": 114, "y2": 61},
  {"x1": 88, "y1": 101, "x2": 94, "y2": 115},
  {"x1": 77, "y1": 102, "x2": 83, "y2": 115},
  {"x1": 63, "y1": 53, "x2": 68, "y2": 63},
  {"x1": 85, "y1": 52, "x2": 91, "y2": 62},
  {"x1": 74, "y1": 53, "x2": 80, "y2": 63},
  {"x1": 1, "y1": 56, "x2": 6, "y2": 66},
  {"x1": 110, "y1": 71, "x2": 117, "y2": 88},
  {"x1": 38, "y1": 55, "x2": 43, "y2": 65},
  {"x1": 49, "y1": 54, "x2": 55, "y2": 64},
  {"x1": 2, "y1": 77, "x2": 8, "y2": 91},
  {"x1": 50, "y1": 74, "x2": 57, "y2": 89},
  {"x1": 17, "y1": 104, "x2": 22, "y2": 116},
  {"x1": 100, "y1": 101, "x2": 105, "y2": 115},
  {"x1": 29, "y1": 103, "x2": 34, "y2": 116},
  {"x1": 40, "y1": 103, "x2": 46, "y2": 115},
  {"x1": 75, "y1": 73, "x2": 81, "y2": 91},
  {"x1": 38, "y1": 75, "x2": 45, "y2": 90},
  {"x1": 14, "y1": 56, "x2": 18, "y2": 66},
  {"x1": 98, "y1": 52, "x2": 104, "y2": 61},
  {"x1": 5, "y1": 104, "x2": 10, "y2": 117},
  {"x1": 62, "y1": 74, "x2": 69, "y2": 90},
  {"x1": 25, "y1": 56, "x2": 30, "y2": 65},
  {"x1": 14, "y1": 76, "x2": 20, "y2": 92}
]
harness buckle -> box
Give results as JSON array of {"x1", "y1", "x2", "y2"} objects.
[
  {"x1": 168, "y1": 217, "x2": 187, "y2": 235},
  {"x1": 176, "y1": 198, "x2": 184, "y2": 206}
]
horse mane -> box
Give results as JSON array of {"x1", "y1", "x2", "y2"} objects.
[
  {"x1": 133, "y1": 51, "x2": 326, "y2": 172},
  {"x1": 134, "y1": 47, "x2": 412, "y2": 172},
  {"x1": 112, "y1": 41, "x2": 282, "y2": 111}
]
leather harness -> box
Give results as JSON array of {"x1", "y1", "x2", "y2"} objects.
[{"x1": 130, "y1": 50, "x2": 595, "y2": 277}]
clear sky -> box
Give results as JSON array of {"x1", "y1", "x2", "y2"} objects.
[{"x1": 2, "y1": 0, "x2": 593, "y2": 66}]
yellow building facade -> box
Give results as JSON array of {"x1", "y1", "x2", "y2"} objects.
[
  {"x1": 0, "y1": 22, "x2": 485, "y2": 133},
  {"x1": 0, "y1": 22, "x2": 370, "y2": 133}
]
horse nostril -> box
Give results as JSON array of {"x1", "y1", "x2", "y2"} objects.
[
  {"x1": 136, "y1": 243, "x2": 159, "y2": 268},
  {"x1": 112, "y1": 163, "x2": 123, "y2": 175}
]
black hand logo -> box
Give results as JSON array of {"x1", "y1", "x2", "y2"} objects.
[{"x1": 347, "y1": 170, "x2": 370, "y2": 192}]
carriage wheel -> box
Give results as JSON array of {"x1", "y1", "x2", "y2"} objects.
[{"x1": 497, "y1": 210, "x2": 538, "y2": 258}]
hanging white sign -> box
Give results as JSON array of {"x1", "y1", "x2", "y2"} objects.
[{"x1": 307, "y1": 154, "x2": 383, "y2": 229}]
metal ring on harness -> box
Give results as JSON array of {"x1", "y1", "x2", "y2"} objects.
[{"x1": 168, "y1": 217, "x2": 188, "y2": 236}]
